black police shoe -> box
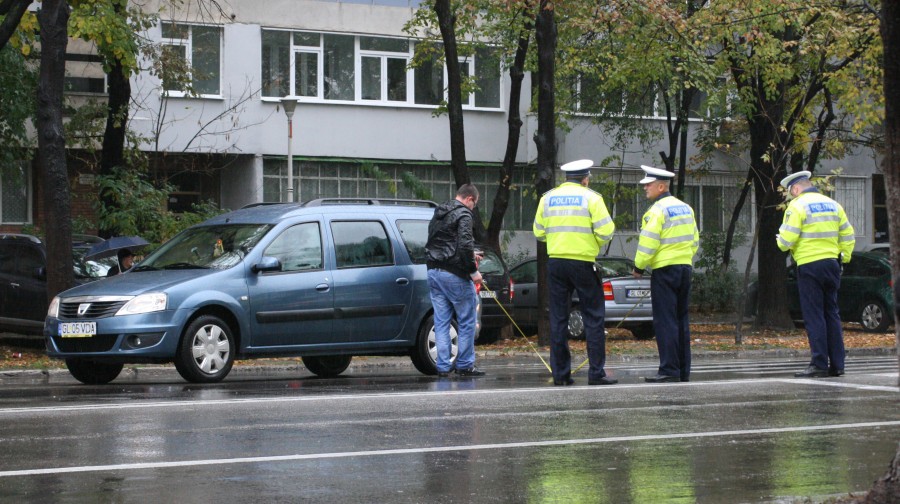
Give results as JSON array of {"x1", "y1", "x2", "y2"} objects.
[
  {"x1": 829, "y1": 368, "x2": 845, "y2": 377},
  {"x1": 588, "y1": 377, "x2": 618, "y2": 386},
  {"x1": 553, "y1": 378, "x2": 575, "y2": 386},
  {"x1": 644, "y1": 374, "x2": 679, "y2": 383},
  {"x1": 457, "y1": 367, "x2": 485, "y2": 377},
  {"x1": 794, "y1": 365, "x2": 828, "y2": 378}
]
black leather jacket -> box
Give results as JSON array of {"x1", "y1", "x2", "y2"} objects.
[{"x1": 425, "y1": 199, "x2": 477, "y2": 280}]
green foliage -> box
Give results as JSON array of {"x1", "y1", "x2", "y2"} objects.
[
  {"x1": 695, "y1": 230, "x2": 748, "y2": 271},
  {"x1": 68, "y1": 0, "x2": 158, "y2": 74},
  {"x1": 691, "y1": 269, "x2": 745, "y2": 314},
  {"x1": 0, "y1": 45, "x2": 36, "y2": 167},
  {"x1": 94, "y1": 166, "x2": 227, "y2": 245}
]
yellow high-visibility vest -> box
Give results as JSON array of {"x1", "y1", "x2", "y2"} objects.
[
  {"x1": 777, "y1": 190, "x2": 855, "y2": 265},
  {"x1": 634, "y1": 195, "x2": 699, "y2": 270},
  {"x1": 533, "y1": 182, "x2": 615, "y2": 262}
]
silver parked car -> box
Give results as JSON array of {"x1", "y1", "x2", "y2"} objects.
[{"x1": 509, "y1": 256, "x2": 654, "y2": 340}]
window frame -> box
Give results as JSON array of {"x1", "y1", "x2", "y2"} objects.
[{"x1": 159, "y1": 21, "x2": 223, "y2": 98}]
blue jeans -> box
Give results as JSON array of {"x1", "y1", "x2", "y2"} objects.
[{"x1": 427, "y1": 269, "x2": 478, "y2": 372}]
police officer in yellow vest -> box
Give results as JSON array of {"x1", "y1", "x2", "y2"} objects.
[
  {"x1": 633, "y1": 165, "x2": 699, "y2": 383},
  {"x1": 534, "y1": 160, "x2": 618, "y2": 386},
  {"x1": 777, "y1": 171, "x2": 855, "y2": 378}
]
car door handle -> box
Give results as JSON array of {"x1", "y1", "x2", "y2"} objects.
[
  {"x1": 396, "y1": 278, "x2": 409, "y2": 285},
  {"x1": 10, "y1": 282, "x2": 19, "y2": 288},
  {"x1": 316, "y1": 283, "x2": 330, "y2": 292}
]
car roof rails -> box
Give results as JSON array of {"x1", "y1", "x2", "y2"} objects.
[
  {"x1": 302, "y1": 198, "x2": 437, "y2": 208},
  {"x1": 0, "y1": 233, "x2": 41, "y2": 243},
  {"x1": 240, "y1": 202, "x2": 291, "y2": 209}
]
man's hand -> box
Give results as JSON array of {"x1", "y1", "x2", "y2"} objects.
[
  {"x1": 471, "y1": 271, "x2": 483, "y2": 285},
  {"x1": 632, "y1": 268, "x2": 643, "y2": 279}
]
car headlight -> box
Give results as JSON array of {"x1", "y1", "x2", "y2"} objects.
[
  {"x1": 116, "y1": 293, "x2": 167, "y2": 316},
  {"x1": 47, "y1": 296, "x2": 60, "y2": 318}
]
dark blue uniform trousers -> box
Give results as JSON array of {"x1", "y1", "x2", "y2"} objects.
[
  {"x1": 548, "y1": 258, "x2": 607, "y2": 382},
  {"x1": 650, "y1": 264, "x2": 692, "y2": 379},
  {"x1": 796, "y1": 258, "x2": 844, "y2": 372}
]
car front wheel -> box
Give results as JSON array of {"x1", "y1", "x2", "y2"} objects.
[
  {"x1": 65, "y1": 358, "x2": 124, "y2": 384},
  {"x1": 410, "y1": 314, "x2": 458, "y2": 375},
  {"x1": 859, "y1": 299, "x2": 891, "y2": 333},
  {"x1": 302, "y1": 355, "x2": 352, "y2": 377},
  {"x1": 568, "y1": 307, "x2": 585, "y2": 340},
  {"x1": 174, "y1": 315, "x2": 235, "y2": 383}
]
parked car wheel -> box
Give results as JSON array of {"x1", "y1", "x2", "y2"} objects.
[
  {"x1": 629, "y1": 323, "x2": 655, "y2": 340},
  {"x1": 302, "y1": 355, "x2": 352, "y2": 377},
  {"x1": 568, "y1": 307, "x2": 585, "y2": 340},
  {"x1": 859, "y1": 299, "x2": 891, "y2": 333},
  {"x1": 174, "y1": 315, "x2": 235, "y2": 383},
  {"x1": 410, "y1": 314, "x2": 458, "y2": 375},
  {"x1": 65, "y1": 358, "x2": 123, "y2": 385}
]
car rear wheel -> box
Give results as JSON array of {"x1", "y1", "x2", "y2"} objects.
[
  {"x1": 65, "y1": 358, "x2": 124, "y2": 384},
  {"x1": 630, "y1": 323, "x2": 655, "y2": 340},
  {"x1": 410, "y1": 314, "x2": 458, "y2": 375},
  {"x1": 302, "y1": 355, "x2": 352, "y2": 377},
  {"x1": 174, "y1": 315, "x2": 235, "y2": 383},
  {"x1": 859, "y1": 299, "x2": 891, "y2": 333},
  {"x1": 568, "y1": 307, "x2": 585, "y2": 340}
]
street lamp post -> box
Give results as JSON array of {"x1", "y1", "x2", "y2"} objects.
[{"x1": 281, "y1": 97, "x2": 298, "y2": 202}]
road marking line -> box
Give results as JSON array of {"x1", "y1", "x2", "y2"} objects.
[
  {"x1": 1, "y1": 376, "x2": 896, "y2": 416},
  {"x1": 784, "y1": 378, "x2": 899, "y2": 392},
  {"x1": 2, "y1": 420, "x2": 899, "y2": 478}
]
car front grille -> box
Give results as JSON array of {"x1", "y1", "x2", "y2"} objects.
[
  {"x1": 52, "y1": 334, "x2": 119, "y2": 352},
  {"x1": 59, "y1": 300, "x2": 128, "y2": 319}
]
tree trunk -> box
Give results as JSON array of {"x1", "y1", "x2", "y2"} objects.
[
  {"x1": 534, "y1": 0, "x2": 556, "y2": 346},
  {"x1": 36, "y1": 0, "x2": 73, "y2": 302},
  {"x1": 484, "y1": 16, "x2": 531, "y2": 253},
  {"x1": 434, "y1": 0, "x2": 469, "y2": 189},
  {"x1": 722, "y1": 171, "x2": 753, "y2": 269},
  {"x1": 98, "y1": 49, "x2": 131, "y2": 238},
  {"x1": 861, "y1": 2, "x2": 900, "y2": 500}
]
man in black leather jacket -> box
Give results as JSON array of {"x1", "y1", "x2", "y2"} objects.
[{"x1": 425, "y1": 183, "x2": 484, "y2": 377}]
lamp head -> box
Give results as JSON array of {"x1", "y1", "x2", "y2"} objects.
[{"x1": 281, "y1": 97, "x2": 298, "y2": 117}]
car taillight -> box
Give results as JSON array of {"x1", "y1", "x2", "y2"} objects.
[
  {"x1": 509, "y1": 278, "x2": 515, "y2": 302},
  {"x1": 603, "y1": 281, "x2": 614, "y2": 301}
]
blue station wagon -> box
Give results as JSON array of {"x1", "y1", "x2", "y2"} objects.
[{"x1": 44, "y1": 199, "x2": 473, "y2": 384}]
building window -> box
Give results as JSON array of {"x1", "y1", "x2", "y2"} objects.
[
  {"x1": 160, "y1": 22, "x2": 222, "y2": 96},
  {"x1": 65, "y1": 53, "x2": 106, "y2": 94},
  {"x1": 260, "y1": 30, "x2": 502, "y2": 110},
  {"x1": 0, "y1": 162, "x2": 30, "y2": 224},
  {"x1": 834, "y1": 176, "x2": 866, "y2": 237},
  {"x1": 872, "y1": 174, "x2": 888, "y2": 242}
]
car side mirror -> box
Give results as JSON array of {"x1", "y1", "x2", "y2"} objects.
[
  {"x1": 33, "y1": 266, "x2": 46, "y2": 281},
  {"x1": 251, "y1": 256, "x2": 282, "y2": 273}
]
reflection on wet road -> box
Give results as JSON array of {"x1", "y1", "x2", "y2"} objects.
[{"x1": 0, "y1": 356, "x2": 897, "y2": 502}]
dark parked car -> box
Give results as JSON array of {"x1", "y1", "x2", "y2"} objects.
[
  {"x1": 45, "y1": 199, "x2": 478, "y2": 384},
  {"x1": 474, "y1": 247, "x2": 513, "y2": 344},
  {"x1": 748, "y1": 251, "x2": 894, "y2": 333},
  {"x1": 509, "y1": 256, "x2": 654, "y2": 340},
  {"x1": 0, "y1": 234, "x2": 115, "y2": 335}
]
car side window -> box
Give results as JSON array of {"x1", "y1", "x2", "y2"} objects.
[
  {"x1": 511, "y1": 261, "x2": 537, "y2": 284},
  {"x1": 478, "y1": 250, "x2": 505, "y2": 275},
  {"x1": 16, "y1": 245, "x2": 43, "y2": 277},
  {"x1": 396, "y1": 219, "x2": 429, "y2": 265},
  {"x1": 331, "y1": 221, "x2": 393, "y2": 269},
  {"x1": 0, "y1": 244, "x2": 16, "y2": 274},
  {"x1": 263, "y1": 222, "x2": 323, "y2": 272}
]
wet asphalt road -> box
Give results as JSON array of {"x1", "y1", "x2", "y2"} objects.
[{"x1": 0, "y1": 355, "x2": 898, "y2": 503}]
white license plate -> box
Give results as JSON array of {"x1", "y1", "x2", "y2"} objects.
[
  {"x1": 59, "y1": 322, "x2": 97, "y2": 338},
  {"x1": 479, "y1": 290, "x2": 497, "y2": 299},
  {"x1": 626, "y1": 289, "x2": 651, "y2": 299}
]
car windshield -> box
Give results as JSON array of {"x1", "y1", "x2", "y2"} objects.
[
  {"x1": 72, "y1": 248, "x2": 116, "y2": 279},
  {"x1": 134, "y1": 224, "x2": 272, "y2": 271},
  {"x1": 596, "y1": 257, "x2": 635, "y2": 278}
]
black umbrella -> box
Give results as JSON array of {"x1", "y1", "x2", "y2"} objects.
[{"x1": 84, "y1": 236, "x2": 150, "y2": 261}]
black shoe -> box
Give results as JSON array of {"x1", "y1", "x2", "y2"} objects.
[
  {"x1": 794, "y1": 365, "x2": 828, "y2": 378},
  {"x1": 457, "y1": 367, "x2": 485, "y2": 377},
  {"x1": 588, "y1": 377, "x2": 618, "y2": 386},
  {"x1": 644, "y1": 374, "x2": 679, "y2": 383},
  {"x1": 554, "y1": 378, "x2": 575, "y2": 386},
  {"x1": 829, "y1": 369, "x2": 845, "y2": 377},
  {"x1": 680, "y1": 377, "x2": 690, "y2": 382},
  {"x1": 437, "y1": 371, "x2": 452, "y2": 378}
]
